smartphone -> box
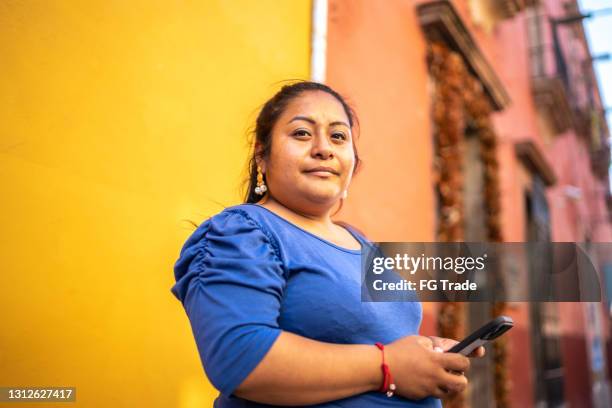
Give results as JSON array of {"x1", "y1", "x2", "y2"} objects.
[{"x1": 446, "y1": 316, "x2": 514, "y2": 356}]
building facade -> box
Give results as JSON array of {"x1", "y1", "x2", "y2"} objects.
[{"x1": 328, "y1": 0, "x2": 612, "y2": 406}]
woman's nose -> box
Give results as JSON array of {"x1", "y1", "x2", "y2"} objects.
[{"x1": 311, "y1": 134, "x2": 333, "y2": 159}]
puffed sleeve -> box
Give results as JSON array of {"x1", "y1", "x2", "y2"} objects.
[{"x1": 171, "y1": 210, "x2": 286, "y2": 396}]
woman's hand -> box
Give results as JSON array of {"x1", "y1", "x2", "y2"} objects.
[
  {"x1": 384, "y1": 335, "x2": 472, "y2": 400},
  {"x1": 427, "y1": 335, "x2": 486, "y2": 358}
]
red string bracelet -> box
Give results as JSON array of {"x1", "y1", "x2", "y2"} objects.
[{"x1": 374, "y1": 342, "x2": 396, "y2": 397}]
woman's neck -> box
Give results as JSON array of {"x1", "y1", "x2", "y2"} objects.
[{"x1": 258, "y1": 195, "x2": 336, "y2": 229}]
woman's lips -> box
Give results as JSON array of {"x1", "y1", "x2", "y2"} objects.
[
  {"x1": 304, "y1": 167, "x2": 339, "y2": 177},
  {"x1": 305, "y1": 170, "x2": 336, "y2": 177}
]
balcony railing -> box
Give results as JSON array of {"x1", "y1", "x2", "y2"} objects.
[
  {"x1": 495, "y1": 0, "x2": 539, "y2": 19},
  {"x1": 526, "y1": 7, "x2": 575, "y2": 133},
  {"x1": 526, "y1": 4, "x2": 610, "y2": 180}
]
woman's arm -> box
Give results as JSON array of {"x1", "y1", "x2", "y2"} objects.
[
  {"x1": 235, "y1": 331, "x2": 380, "y2": 405},
  {"x1": 235, "y1": 331, "x2": 471, "y2": 406}
]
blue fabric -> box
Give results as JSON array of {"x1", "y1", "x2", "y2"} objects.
[{"x1": 171, "y1": 204, "x2": 441, "y2": 407}]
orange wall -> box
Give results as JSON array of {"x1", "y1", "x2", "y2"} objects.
[{"x1": 327, "y1": 0, "x2": 435, "y2": 242}]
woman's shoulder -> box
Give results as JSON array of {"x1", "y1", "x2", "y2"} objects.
[
  {"x1": 175, "y1": 205, "x2": 283, "y2": 274},
  {"x1": 201, "y1": 203, "x2": 278, "y2": 235},
  {"x1": 220, "y1": 203, "x2": 271, "y2": 221},
  {"x1": 177, "y1": 204, "x2": 300, "y2": 267},
  {"x1": 187, "y1": 204, "x2": 278, "y2": 245},
  {"x1": 172, "y1": 204, "x2": 286, "y2": 303}
]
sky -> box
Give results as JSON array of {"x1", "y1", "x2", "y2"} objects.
[{"x1": 579, "y1": 0, "x2": 612, "y2": 139}]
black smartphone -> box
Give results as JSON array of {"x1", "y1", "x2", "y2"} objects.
[{"x1": 446, "y1": 316, "x2": 514, "y2": 356}]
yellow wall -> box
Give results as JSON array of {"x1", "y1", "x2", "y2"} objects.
[{"x1": 0, "y1": 1, "x2": 310, "y2": 406}]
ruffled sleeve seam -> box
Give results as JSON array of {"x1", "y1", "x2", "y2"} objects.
[
  {"x1": 191, "y1": 221, "x2": 212, "y2": 273},
  {"x1": 225, "y1": 208, "x2": 285, "y2": 269}
]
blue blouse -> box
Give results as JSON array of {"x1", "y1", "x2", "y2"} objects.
[{"x1": 171, "y1": 204, "x2": 441, "y2": 407}]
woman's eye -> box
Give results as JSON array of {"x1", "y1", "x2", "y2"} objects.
[
  {"x1": 332, "y1": 132, "x2": 347, "y2": 141},
  {"x1": 292, "y1": 129, "x2": 311, "y2": 137}
]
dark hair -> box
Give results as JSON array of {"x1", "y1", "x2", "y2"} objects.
[{"x1": 244, "y1": 81, "x2": 362, "y2": 204}]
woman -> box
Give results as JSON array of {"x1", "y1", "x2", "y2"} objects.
[{"x1": 171, "y1": 81, "x2": 483, "y2": 407}]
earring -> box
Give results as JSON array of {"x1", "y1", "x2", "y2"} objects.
[
  {"x1": 254, "y1": 165, "x2": 267, "y2": 195},
  {"x1": 342, "y1": 190, "x2": 348, "y2": 199}
]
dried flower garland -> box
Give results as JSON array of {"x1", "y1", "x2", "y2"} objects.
[{"x1": 428, "y1": 42, "x2": 508, "y2": 408}]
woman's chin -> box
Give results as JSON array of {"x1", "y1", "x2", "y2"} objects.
[
  {"x1": 277, "y1": 186, "x2": 342, "y2": 207},
  {"x1": 302, "y1": 190, "x2": 342, "y2": 205}
]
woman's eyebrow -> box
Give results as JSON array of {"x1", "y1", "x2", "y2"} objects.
[{"x1": 288, "y1": 115, "x2": 349, "y2": 128}]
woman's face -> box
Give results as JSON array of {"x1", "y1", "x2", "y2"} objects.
[{"x1": 261, "y1": 90, "x2": 356, "y2": 213}]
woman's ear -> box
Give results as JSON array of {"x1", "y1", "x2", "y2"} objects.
[
  {"x1": 255, "y1": 145, "x2": 266, "y2": 174},
  {"x1": 257, "y1": 160, "x2": 266, "y2": 174}
]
